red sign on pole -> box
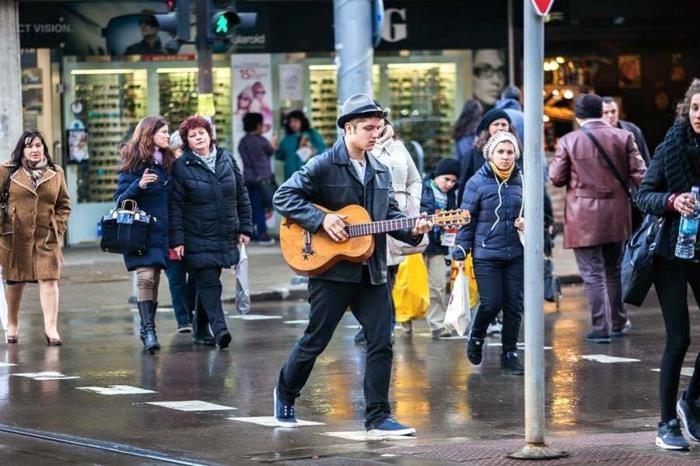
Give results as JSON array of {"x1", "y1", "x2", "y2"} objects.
[{"x1": 531, "y1": 0, "x2": 555, "y2": 16}]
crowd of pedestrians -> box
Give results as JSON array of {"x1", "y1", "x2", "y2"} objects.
[{"x1": 3, "y1": 77, "x2": 700, "y2": 449}]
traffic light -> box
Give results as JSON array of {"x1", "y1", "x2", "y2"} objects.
[
  {"x1": 153, "y1": 0, "x2": 191, "y2": 42},
  {"x1": 208, "y1": 12, "x2": 256, "y2": 40},
  {"x1": 210, "y1": 10, "x2": 240, "y2": 38}
]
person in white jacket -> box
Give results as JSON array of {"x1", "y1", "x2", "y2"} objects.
[{"x1": 354, "y1": 122, "x2": 424, "y2": 343}]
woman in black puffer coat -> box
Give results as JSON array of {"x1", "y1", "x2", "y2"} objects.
[
  {"x1": 635, "y1": 79, "x2": 700, "y2": 451},
  {"x1": 170, "y1": 116, "x2": 253, "y2": 350}
]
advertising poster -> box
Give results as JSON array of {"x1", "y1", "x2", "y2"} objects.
[
  {"x1": 279, "y1": 63, "x2": 304, "y2": 102},
  {"x1": 231, "y1": 54, "x2": 274, "y2": 163}
]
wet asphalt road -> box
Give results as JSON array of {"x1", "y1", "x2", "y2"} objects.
[{"x1": 1, "y1": 285, "x2": 700, "y2": 465}]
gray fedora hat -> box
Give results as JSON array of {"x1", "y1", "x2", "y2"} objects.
[{"x1": 336, "y1": 93, "x2": 387, "y2": 128}]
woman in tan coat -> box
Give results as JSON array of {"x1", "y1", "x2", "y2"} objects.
[{"x1": 0, "y1": 130, "x2": 71, "y2": 345}]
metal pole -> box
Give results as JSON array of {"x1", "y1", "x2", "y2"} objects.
[
  {"x1": 507, "y1": 0, "x2": 515, "y2": 86},
  {"x1": 196, "y1": 0, "x2": 213, "y2": 96},
  {"x1": 0, "y1": 0, "x2": 22, "y2": 162},
  {"x1": 508, "y1": 0, "x2": 566, "y2": 460},
  {"x1": 333, "y1": 0, "x2": 374, "y2": 104}
]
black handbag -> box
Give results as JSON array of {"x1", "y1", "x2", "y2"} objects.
[
  {"x1": 621, "y1": 214, "x2": 664, "y2": 306},
  {"x1": 258, "y1": 177, "x2": 277, "y2": 209},
  {"x1": 100, "y1": 199, "x2": 156, "y2": 255}
]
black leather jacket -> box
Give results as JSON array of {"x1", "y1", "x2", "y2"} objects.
[{"x1": 273, "y1": 138, "x2": 423, "y2": 284}]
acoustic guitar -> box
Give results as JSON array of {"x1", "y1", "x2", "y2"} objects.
[{"x1": 280, "y1": 204, "x2": 470, "y2": 276}]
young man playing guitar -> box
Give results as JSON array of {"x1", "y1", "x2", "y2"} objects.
[{"x1": 273, "y1": 94, "x2": 432, "y2": 435}]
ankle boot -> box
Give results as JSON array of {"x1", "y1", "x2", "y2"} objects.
[
  {"x1": 137, "y1": 301, "x2": 159, "y2": 352},
  {"x1": 149, "y1": 301, "x2": 161, "y2": 350}
]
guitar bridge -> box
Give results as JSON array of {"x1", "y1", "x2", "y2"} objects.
[{"x1": 301, "y1": 230, "x2": 315, "y2": 260}]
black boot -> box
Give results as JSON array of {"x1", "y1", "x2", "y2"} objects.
[
  {"x1": 150, "y1": 301, "x2": 161, "y2": 350},
  {"x1": 137, "y1": 301, "x2": 159, "y2": 352}
]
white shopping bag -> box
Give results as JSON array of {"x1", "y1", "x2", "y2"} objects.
[
  {"x1": 443, "y1": 262, "x2": 471, "y2": 336},
  {"x1": 0, "y1": 265, "x2": 7, "y2": 332},
  {"x1": 234, "y1": 244, "x2": 251, "y2": 315}
]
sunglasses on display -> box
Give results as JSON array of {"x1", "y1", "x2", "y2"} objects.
[{"x1": 473, "y1": 65, "x2": 506, "y2": 79}]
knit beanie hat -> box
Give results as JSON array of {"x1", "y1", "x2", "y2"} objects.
[
  {"x1": 482, "y1": 131, "x2": 521, "y2": 161},
  {"x1": 476, "y1": 108, "x2": 511, "y2": 134},
  {"x1": 574, "y1": 94, "x2": 603, "y2": 119},
  {"x1": 433, "y1": 158, "x2": 461, "y2": 178}
]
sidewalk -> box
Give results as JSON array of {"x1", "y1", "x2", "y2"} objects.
[{"x1": 52, "y1": 238, "x2": 580, "y2": 308}]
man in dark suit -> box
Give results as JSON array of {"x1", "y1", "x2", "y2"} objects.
[
  {"x1": 550, "y1": 94, "x2": 646, "y2": 344},
  {"x1": 272, "y1": 94, "x2": 431, "y2": 435},
  {"x1": 602, "y1": 97, "x2": 651, "y2": 165}
]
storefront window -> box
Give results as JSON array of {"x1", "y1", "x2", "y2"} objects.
[
  {"x1": 157, "y1": 67, "x2": 232, "y2": 149},
  {"x1": 71, "y1": 69, "x2": 147, "y2": 203},
  {"x1": 387, "y1": 63, "x2": 456, "y2": 169},
  {"x1": 308, "y1": 65, "x2": 380, "y2": 146}
]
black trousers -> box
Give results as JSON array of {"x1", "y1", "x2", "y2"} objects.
[
  {"x1": 654, "y1": 256, "x2": 700, "y2": 422},
  {"x1": 471, "y1": 256, "x2": 524, "y2": 354},
  {"x1": 191, "y1": 267, "x2": 229, "y2": 338},
  {"x1": 277, "y1": 268, "x2": 394, "y2": 428}
]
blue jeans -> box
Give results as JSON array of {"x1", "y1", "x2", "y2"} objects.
[
  {"x1": 246, "y1": 182, "x2": 267, "y2": 239},
  {"x1": 164, "y1": 259, "x2": 195, "y2": 326},
  {"x1": 471, "y1": 256, "x2": 524, "y2": 354}
]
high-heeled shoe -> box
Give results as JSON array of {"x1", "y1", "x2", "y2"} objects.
[
  {"x1": 44, "y1": 334, "x2": 62, "y2": 346},
  {"x1": 6, "y1": 335, "x2": 18, "y2": 344}
]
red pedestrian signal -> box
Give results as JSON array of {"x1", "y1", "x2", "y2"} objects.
[{"x1": 531, "y1": 0, "x2": 555, "y2": 16}]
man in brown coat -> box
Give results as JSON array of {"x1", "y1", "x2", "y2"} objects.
[{"x1": 550, "y1": 94, "x2": 646, "y2": 343}]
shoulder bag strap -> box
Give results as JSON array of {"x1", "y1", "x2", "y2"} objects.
[
  {"x1": 0, "y1": 165, "x2": 18, "y2": 214},
  {"x1": 581, "y1": 126, "x2": 632, "y2": 200}
]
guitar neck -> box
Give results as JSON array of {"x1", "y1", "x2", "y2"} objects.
[{"x1": 345, "y1": 215, "x2": 432, "y2": 237}]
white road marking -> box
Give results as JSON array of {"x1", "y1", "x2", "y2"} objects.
[
  {"x1": 227, "y1": 416, "x2": 324, "y2": 427},
  {"x1": 76, "y1": 385, "x2": 156, "y2": 395},
  {"x1": 580, "y1": 354, "x2": 640, "y2": 363},
  {"x1": 147, "y1": 400, "x2": 237, "y2": 411},
  {"x1": 12, "y1": 371, "x2": 79, "y2": 380},
  {"x1": 652, "y1": 367, "x2": 694, "y2": 377},
  {"x1": 284, "y1": 320, "x2": 310, "y2": 325},
  {"x1": 229, "y1": 315, "x2": 282, "y2": 321},
  {"x1": 320, "y1": 431, "x2": 415, "y2": 441}
]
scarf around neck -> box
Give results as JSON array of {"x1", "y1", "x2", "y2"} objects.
[
  {"x1": 489, "y1": 161, "x2": 515, "y2": 181},
  {"x1": 22, "y1": 156, "x2": 49, "y2": 187},
  {"x1": 197, "y1": 145, "x2": 218, "y2": 173}
]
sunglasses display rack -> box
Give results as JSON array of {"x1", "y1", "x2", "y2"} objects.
[
  {"x1": 308, "y1": 68, "x2": 340, "y2": 146},
  {"x1": 158, "y1": 68, "x2": 232, "y2": 150},
  {"x1": 387, "y1": 63, "x2": 456, "y2": 170},
  {"x1": 74, "y1": 71, "x2": 148, "y2": 203},
  {"x1": 308, "y1": 66, "x2": 381, "y2": 146}
]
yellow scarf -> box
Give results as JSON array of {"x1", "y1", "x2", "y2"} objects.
[{"x1": 489, "y1": 161, "x2": 515, "y2": 181}]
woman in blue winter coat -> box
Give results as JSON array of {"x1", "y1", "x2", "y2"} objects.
[
  {"x1": 114, "y1": 116, "x2": 175, "y2": 352},
  {"x1": 453, "y1": 131, "x2": 525, "y2": 375}
]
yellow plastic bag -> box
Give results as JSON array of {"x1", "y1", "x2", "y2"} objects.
[
  {"x1": 450, "y1": 254, "x2": 478, "y2": 308},
  {"x1": 393, "y1": 253, "x2": 429, "y2": 322}
]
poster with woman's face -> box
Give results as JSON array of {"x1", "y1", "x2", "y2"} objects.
[{"x1": 472, "y1": 49, "x2": 507, "y2": 108}]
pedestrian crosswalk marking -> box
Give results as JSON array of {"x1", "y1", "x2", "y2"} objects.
[
  {"x1": 227, "y1": 416, "x2": 325, "y2": 427},
  {"x1": 0, "y1": 362, "x2": 17, "y2": 367},
  {"x1": 76, "y1": 385, "x2": 156, "y2": 395},
  {"x1": 284, "y1": 320, "x2": 310, "y2": 325},
  {"x1": 229, "y1": 315, "x2": 282, "y2": 320},
  {"x1": 487, "y1": 343, "x2": 553, "y2": 350},
  {"x1": 13, "y1": 371, "x2": 80, "y2": 380},
  {"x1": 148, "y1": 401, "x2": 237, "y2": 411},
  {"x1": 130, "y1": 307, "x2": 173, "y2": 313},
  {"x1": 652, "y1": 367, "x2": 694, "y2": 377},
  {"x1": 580, "y1": 355, "x2": 640, "y2": 363},
  {"x1": 320, "y1": 431, "x2": 415, "y2": 441}
]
